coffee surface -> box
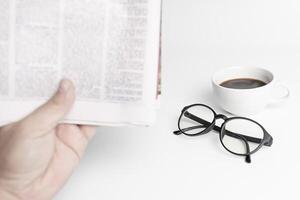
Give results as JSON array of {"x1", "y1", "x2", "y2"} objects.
[{"x1": 220, "y1": 78, "x2": 267, "y2": 89}]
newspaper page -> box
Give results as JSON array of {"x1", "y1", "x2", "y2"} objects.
[{"x1": 0, "y1": 0, "x2": 162, "y2": 126}]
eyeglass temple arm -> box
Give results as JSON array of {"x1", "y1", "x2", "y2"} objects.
[
  {"x1": 241, "y1": 136, "x2": 252, "y2": 163},
  {"x1": 173, "y1": 125, "x2": 206, "y2": 135},
  {"x1": 174, "y1": 125, "x2": 252, "y2": 163},
  {"x1": 222, "y1": 132, "x2": 252, "y2": 163},
  {"x1": 180, "y1": 112, "x2": 272, "y2": 147}
]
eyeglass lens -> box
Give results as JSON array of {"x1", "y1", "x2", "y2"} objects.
[
  {"x1": 221, "y1": 118, "x2": 264, "y2": 155},
  {"x1": 179, "y1": 105, "x2": 215, "y2": 135}
]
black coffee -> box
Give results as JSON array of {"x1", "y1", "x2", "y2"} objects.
[{"x1": 220, "y1": 78, "x2": 267, "y2": 89}]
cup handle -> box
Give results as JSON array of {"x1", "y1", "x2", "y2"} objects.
[{"x1": 269, "y1": 84, "x2": 290, "y2": 106}]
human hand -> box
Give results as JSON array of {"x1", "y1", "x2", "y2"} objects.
[{"x1": 0, "y1": 79, "x2": 96, "y2": 200}]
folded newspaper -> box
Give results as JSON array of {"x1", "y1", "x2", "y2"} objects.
[{"x1": 0, "y1": 0, "x2": 162, "y2": 126}]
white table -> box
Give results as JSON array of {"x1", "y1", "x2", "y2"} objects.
[{"x1": 57, "y1": 0, "x2": 300, "y2": 199}]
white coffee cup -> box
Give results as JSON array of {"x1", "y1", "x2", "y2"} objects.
[{"x1": 212, "y1": 66, "x2": 290, "y2": 116}]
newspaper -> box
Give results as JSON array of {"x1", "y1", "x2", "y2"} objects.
[{"x1": 0, "y1": 0, "x2": 162, "y2": 126}]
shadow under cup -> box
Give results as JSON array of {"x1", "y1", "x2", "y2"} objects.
[{"x1": 212, "y1": 67, "x2": 275, "y2": 116}]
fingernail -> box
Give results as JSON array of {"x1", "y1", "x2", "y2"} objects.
[{"x1": 59, "y1": 79, "x2": 71, "y2": 94}]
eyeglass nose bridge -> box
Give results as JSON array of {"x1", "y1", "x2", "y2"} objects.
[{"x1": 215, "y1": 114, "x2": 228, "y2": 121}]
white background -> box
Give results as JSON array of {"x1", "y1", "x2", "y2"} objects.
[{"x1": 57, "y1": 0, "x2": 300, "y2": 199}]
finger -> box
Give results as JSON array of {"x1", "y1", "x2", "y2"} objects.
[
  {"x1": 79, "y1": 125, "x2": 97, "y2": 141},
  {"x1": 19, "y1": 79, "x2": 75, "y2": 137},
  {"x1": 56, "y1": 124, "x2": 93, "y2": 159}
]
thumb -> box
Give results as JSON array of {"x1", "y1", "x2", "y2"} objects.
[{"x1": 19, "y1": 79, "x2": 76, "y2": 137}]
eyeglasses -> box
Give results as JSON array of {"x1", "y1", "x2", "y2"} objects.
[{"x1": 173, "y1": 104, "x2": 273, "y2": 163}]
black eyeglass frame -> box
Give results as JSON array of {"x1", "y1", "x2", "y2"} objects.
[{"x1": 174, "y1": 104, "x2": 273, "y2": 160}]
